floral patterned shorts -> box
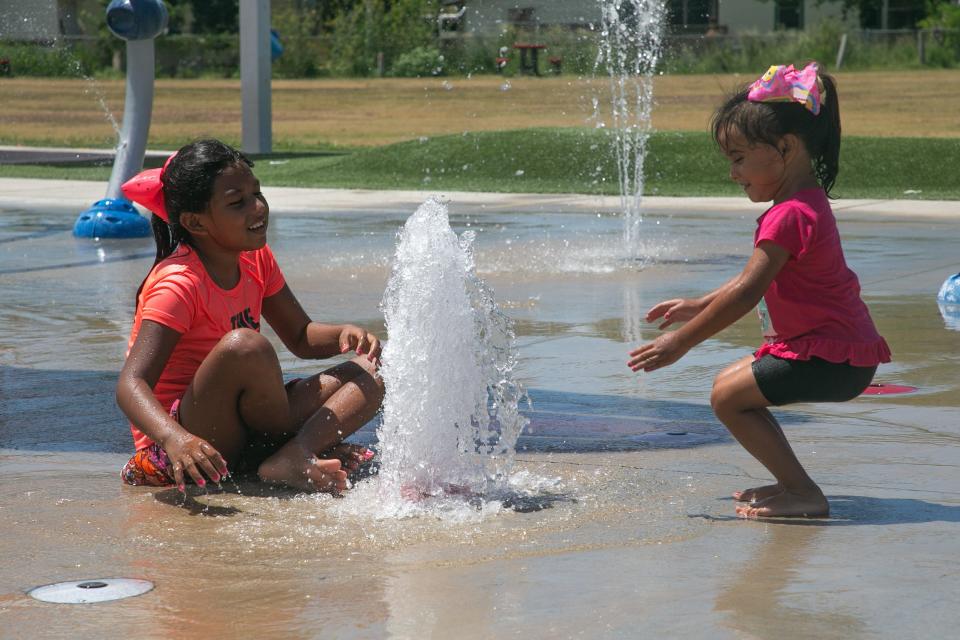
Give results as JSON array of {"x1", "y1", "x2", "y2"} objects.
[{"x1": 120, "y1": 399, "x2": 180, "y2": 487}]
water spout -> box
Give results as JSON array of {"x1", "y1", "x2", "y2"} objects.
[
  {"x1": 594, "y1": 0, "x2": 667, "y2": 257},
  {"x1": 374, "y1": 198, "x2": 527, "y2": 510}
]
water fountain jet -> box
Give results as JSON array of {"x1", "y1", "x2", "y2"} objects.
[
  {"x1": 371, "y1": 198, "x2": 528, "y2": 515},
  {"x1": 594, "y1": 0, "x2": 667, "y2": 257}
]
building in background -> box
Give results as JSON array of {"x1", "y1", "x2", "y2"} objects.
[{"x1": 439, "y1": 0, "x2": 932, "y2": 36}]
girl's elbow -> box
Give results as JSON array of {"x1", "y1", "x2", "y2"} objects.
[
  {"x1": 115, "y1": 371, "x2": 145, "y2": 407},
  {"x1": 115, "y1": 379, "x2": 130, "y2": 411},
  {"x1": 729, "y1": 281, "x2": 765, "y2": 307},
  {"x1": 744, "y1": 284, "x2": 768, "y2": 307}
]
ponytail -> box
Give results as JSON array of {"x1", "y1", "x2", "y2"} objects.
[
  {"x1": 814, "y1": 73, "x2": 841, "y2": 195},
  {"x1": 134, "y1": 211, "x2": 194, "y2": 308}
]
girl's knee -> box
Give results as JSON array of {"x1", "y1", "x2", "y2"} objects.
[
  {"x1": 710, "y1": 382, "x2": 729, "y2": 416},
  {"x1": 710, "y1": 377, "x2": 742, "y2": 418},
  {"x1": 219, "y1": 328, "x2": 277, "y2": 363}
]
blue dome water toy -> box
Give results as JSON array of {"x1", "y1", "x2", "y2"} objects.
[{"x1": 74, "y1": 198, "x2": 152, "y2": 238}]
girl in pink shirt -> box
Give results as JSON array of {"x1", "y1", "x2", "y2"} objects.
[
  {"x1": 627, "y1": 63, "x2": 890, "y2": 519},
  {"x1": 117, "y1": 139, "x2": 384, "y2": 494}
]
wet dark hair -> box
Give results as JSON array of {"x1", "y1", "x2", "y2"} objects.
[
  {"x1": 711, "y1": 66, "x2": 841, "y2": 196},
  {"x1": 136, "y1": 138, "x2": 254, "y2": 306}
]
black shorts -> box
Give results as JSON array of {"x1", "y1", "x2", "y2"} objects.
[{"x1": 752, "y1": 354, "x2": 877, "y2": 406}]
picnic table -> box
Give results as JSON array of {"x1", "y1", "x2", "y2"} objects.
[{"x1": 513, "y1": 43, "x2": 547, "y2": 76}]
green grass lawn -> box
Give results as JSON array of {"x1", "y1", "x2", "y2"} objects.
[{"x1": 2, "y1": 129, "x2": 958, "y2": 200}]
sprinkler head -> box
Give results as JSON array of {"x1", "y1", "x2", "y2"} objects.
[
  {"x1": 73, "y1": 198, "x2": 152, "y2": 238},
  {"x1": 106, "y1": 0, "x2": 169, "y2": 41}
]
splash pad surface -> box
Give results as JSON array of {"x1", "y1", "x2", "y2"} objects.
[{"x1": 2, "y1": 182, "x2": 960, "y2": 637}]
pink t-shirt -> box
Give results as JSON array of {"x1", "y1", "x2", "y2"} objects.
[
  {"x1": 126, "y1": 244, "x2": 286, "y2": 450},
  {"x1": 753, "y1": 188, "x2": 891, "y2": 367}
]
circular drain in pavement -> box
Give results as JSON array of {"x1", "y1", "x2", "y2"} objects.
[{"x1": 28, "y1": 578, "x2": 154, "y2": 604}]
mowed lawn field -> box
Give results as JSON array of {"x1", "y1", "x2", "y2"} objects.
[{"x1": 2, "y1": 70, "x2": 959, "y2": 150}]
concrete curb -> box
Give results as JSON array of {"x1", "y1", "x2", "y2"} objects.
[{"x1": 2, "y1": 177, "x2": 959, "y2": 220}]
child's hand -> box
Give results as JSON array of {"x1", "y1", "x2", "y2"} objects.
[
  {"x1": 627, "y1": 333, "x2": 689, "y2": 372},
  {"x1": 645, "y1": 298, "x2": 703, "y2": 329},
  {"x1": 339, "y1": 325, "x2": 382, "y2": 364},
  {"x1": 162, "y1": 432, "x2": 228, "y2": 492}
]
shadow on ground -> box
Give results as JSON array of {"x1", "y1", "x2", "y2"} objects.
[{"x1": 0, "y1": 367, "x2": 831, "y2": 455}]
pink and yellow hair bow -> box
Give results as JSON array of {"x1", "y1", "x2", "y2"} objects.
[
  {"x1": 121, "y1": 153, "x2": 177, "y2": 222},
  {"x1": 747, "y1": 62, "x2": 824, "y2": 115}
]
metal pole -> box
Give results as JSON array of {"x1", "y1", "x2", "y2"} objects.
[
  {"x1": 106, "y1": 38, "x2": 155, "y2": 199},
  {"x1": 836, "y1": 33, "x2": 848, "y2": 70},
  {"x1": 240, "y1": 0, "x2": 272, "y2": 155}
]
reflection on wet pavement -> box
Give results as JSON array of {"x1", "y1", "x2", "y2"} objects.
[{"x1": 2, "y1": 202, "x2": 959, "y2": 637}]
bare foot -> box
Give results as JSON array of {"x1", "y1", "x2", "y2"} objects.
[
  {"x1": 258, "y1": 445, "x2": 348, "y2": 493},
  {"x1": 735, "y1": 489, "x2": 829, "y2": 519},
  {"x1": 733, "y1": 483, "x2": 782, "y2": 503}
]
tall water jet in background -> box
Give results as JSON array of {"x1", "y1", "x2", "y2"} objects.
[
  {"x1": 594, "y1": 0, "x2": 667, "y2": 257},
  {"x1": 375, "y1": 199, "x2": 527, "y2": 512}
]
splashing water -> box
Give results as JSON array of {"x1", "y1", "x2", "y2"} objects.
[
  {"x1": 594, "y1": 0, "x2": 667, "y2": 256},
  {"x1": 371, "y1": 198, "x2": 528, "y2": 516},
  {"x1": 47, "y1": 36, "x2": 123, "y2": 140}
]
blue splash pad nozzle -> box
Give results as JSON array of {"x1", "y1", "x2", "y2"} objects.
[
  {"x1": 938, "y1": 272, "x2": 960, "y2": 332},
  {"x1": 937, "y1": 272, "x2": 960, "y2": 304},
  {"x1": 74, "y1": 198, "x2": 152, "y2": 238},
  {"x1": 106, "y1": 0, "x2": 169, "y2": 41}
]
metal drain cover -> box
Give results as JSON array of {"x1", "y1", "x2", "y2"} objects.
[{"x1": 28, "y1": 578, "x2": 154, "y2": 604}]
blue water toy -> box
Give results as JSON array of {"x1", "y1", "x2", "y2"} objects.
[
  {"x1": 937, "y1": 272, "x2": 960, "y2": 331},
  {"x1": 74, "y1": 0, "x2": 168, "y2": 239},
  {"x1": 106, "y1": 0, "x2": 168, "y2": 40},
  {"x1": 73, "y1": 198, "x2": 152, "y2": 238},
  {"x1": 938, "y1": 272, "x2": 960, "y2": 304},
  {"x1": 271, "y1": 29, "x2": 283, "y2": 61}
]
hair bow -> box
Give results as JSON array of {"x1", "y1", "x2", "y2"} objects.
[
  {"x1": 121, "y1": 153, "x2": 177, "y2": 222},
  {"x1": 747, "y1": 62, "x2": 823, "y2": 115}
]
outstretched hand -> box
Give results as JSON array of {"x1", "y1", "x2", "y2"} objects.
[
  {"x1": 645, "y1": 297, "x2": 704, "y2": 330},
  {"x1": 162, "y1": 431, "x2": 229, "y2": 492},
  {"x1": 339, "y1": 325, "x2": 382, "y2": 364},
  {"x1": 627, "y1": 332, "x2": 689, "y2": 373}
]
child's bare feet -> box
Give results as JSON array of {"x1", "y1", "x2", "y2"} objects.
[
  {"x1": 733, "y1": 483, "x2": 782, "y2": 503},
  {"x1": 258, "y1": 445, "x2": 348, "y2": 493},
  {"x1": 735, "y1": 489, "x2": 829, "y2": 518}
]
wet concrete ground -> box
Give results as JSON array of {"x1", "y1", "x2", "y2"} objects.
[{"x1": 1, "y1": 178, "x2": 959, "y2": 638}]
